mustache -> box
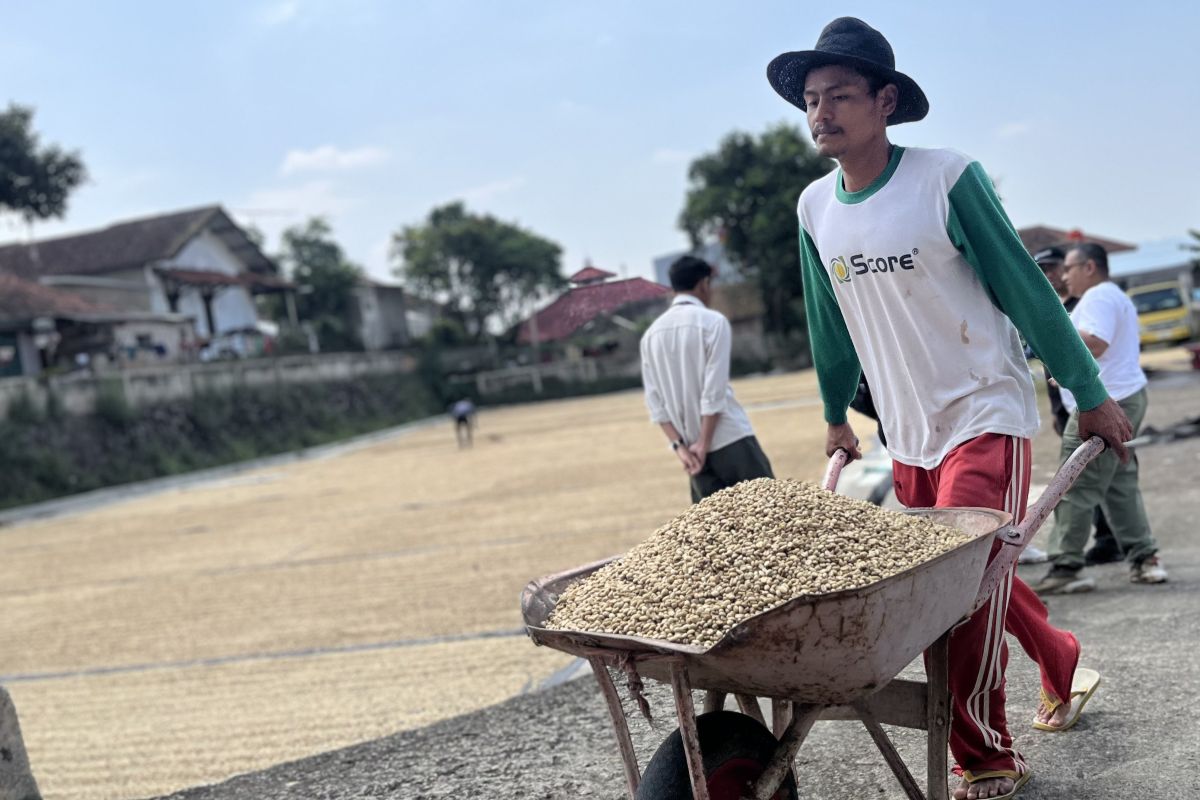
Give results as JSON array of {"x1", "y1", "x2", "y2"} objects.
[{"x1": 812, "y1": 125, "x2": 842, "y2": 138}]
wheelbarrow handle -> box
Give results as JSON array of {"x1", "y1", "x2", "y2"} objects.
[
  {"x1": 821, "y1": 448, "x2": 850, "y2": 492},
  {"x1": 1006, "y1": 436, "x2": 1107, "y2": 547},
  {"x1": 972, "y1": 436, "x2": 1106, "y2": 611}
]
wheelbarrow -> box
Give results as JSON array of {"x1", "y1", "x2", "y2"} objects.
[{"x1": 521, "y1": 437, "x2": 1105, "y2": 800}]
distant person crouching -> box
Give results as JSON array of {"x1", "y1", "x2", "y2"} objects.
[{"x1": 451, "y1": 398, "x2": 476, "y2": 449}]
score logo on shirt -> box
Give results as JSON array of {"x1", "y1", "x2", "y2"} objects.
[{"x1": 830, "y1": 249, "x2": 918, "y2": 284}]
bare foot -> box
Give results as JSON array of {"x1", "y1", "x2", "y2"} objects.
[
  {"x1": 1034, "y1": 695, "x2": 1072, "y2": 729},
  {"x1": 954, "y1": 776, "x2": 1016, "y2": 799}
]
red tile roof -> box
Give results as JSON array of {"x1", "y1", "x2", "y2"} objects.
[
  {"x1": 0, "y1": 273, "x2": 106, "y2": 322},
  {"x1": 516, "y1": 277, "x2": 670, "y2": 344},
  {"x1": 568, "y1": 266, "x2": 616, "y2": 284},
  {"x1": 242, "y1": 271, "x2": 295, "y2": 290},
  {"x1": 155, "y1": 267, "x2": 245, "y2": 287},
  {"x1": 1017, "y1": 226, "x2": 1136, "y2": 255},
  {"x1": 151, "y1": 267, "x2": 296, "y2": 295}
]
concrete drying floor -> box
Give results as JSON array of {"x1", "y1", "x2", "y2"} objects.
[{"x1": 1, "y1": 370, "x2": 856, "y2": 800}]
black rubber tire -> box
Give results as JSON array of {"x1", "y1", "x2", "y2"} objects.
[{"x1": 634, "y1": 710, "x2": 800, "y2": 800}]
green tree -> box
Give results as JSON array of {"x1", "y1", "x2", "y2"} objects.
[
  {"x1": 679, "y1": 123, "x2": 833, "y2": 335},
  {"x1": 0, "y1": 104, "x2": 87, "y2": 220},
  {"x1": 278, "y1": 217, "x2": 364, "y2": 351},
  {"x1": 392, "y1": 202, "x2": 564, "y2": 341}
]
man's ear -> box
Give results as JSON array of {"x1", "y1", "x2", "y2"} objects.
[{"x1": 878, "y1": 83, "x2": 899, "y2": 118}]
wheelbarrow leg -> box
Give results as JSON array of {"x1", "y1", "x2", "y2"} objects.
[
  {"x1": 926, "y1": 632, "x2": 952, "y2": 800},
  {"x1": 748, "y1": 703, "x2": 823, "y2": 800},
  {"x1": 669, "y1": 662, "x2": 711, "y2": 800},
  {"x1": 770, "y1": 699, "x2": 799, "y2": 791},
  {"x1": 589, "y1": 656, "x2": 641, "y2": 799},
  {"x1": 771, "y1": 699, "x2": 793, "y2": 737},
  {"x1": 703, "y1": 690, "x2": 728, "y2": 714},
  {"x1": 853, "y1": 702, "x2": 925, "y2": 800}
]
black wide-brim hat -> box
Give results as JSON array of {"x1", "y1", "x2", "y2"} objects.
[{"x1": 767, "y1": 17, "x2": 929, "y2": 126}]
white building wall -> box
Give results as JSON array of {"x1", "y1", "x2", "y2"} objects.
[
  {"x1": 111, "y1": 319, "x2": 195, "y2": 362},
  {"x1": 147, "y1": 264, "x2": 170, "y2": 315},
  {"x1": 169, "y1": 230, "x2": 238, "y2": 273},
  {"x1": 153, "y1": 230, "x2": 259, "y2": 336},
  {"x1": 355, "y1": 285, "x2": 409, "y2": 350},
  {"x1": 406, "y1": 309, "x2": 434, "y2": 340},
  {"x1": 17, "y1": 332, "x2": 41, "y2": 377}
]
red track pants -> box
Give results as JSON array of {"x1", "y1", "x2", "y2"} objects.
[{"x1": 892, "y1": 434, "x2": 1080, "y2": 780}]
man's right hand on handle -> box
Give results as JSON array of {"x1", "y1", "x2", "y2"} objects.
[
  {"x1": 826, "y1": 422, "x2": 862, "y2": 461},
  {"x1": 1078, "y1": 398, "x2": 1133, "y2": 463}
]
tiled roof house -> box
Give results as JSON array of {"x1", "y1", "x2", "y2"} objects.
[
  {"x1": 0, "y1": 205, "x2": 291, "y2": 338},
  {"x1": 515, "y1": 266, "x2": 670, "y2": 345}
]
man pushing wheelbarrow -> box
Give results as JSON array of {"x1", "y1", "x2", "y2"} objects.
[{"x1": 767, "y1": 17, "x2": 1130, "y2": 798}]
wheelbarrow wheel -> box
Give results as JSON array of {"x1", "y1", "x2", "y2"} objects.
[{"x1": 635, "y1": 710, "x2": 799, "y2": 800}]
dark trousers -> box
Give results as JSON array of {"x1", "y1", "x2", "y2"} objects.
[{"x1": 690, "y1": 436, "x2": 774, "y2": 503}]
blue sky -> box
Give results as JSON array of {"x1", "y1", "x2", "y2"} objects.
[{"x1": 2, "y1": 1, "x2": 1197, "y2": 283}]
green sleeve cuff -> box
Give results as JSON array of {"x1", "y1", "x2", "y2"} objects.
[
  {"x1": 824, "y1": 406, "x2": 849, "y2": 426},
  {"x1": 1071, "y1": 377, "x2": 1109, "y2": 412}
]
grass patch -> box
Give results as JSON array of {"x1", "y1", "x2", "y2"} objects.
[{"x1": 0, "y1": 373, "x2": 440, "y2": 510}]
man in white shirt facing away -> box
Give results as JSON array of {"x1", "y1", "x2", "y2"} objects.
[
  {"x1": 640, "y1": 255, "x2": 774, "y2": 502},
  {"x1": 1036, "y1": 243, "x2": 1168, "y2": 592}
]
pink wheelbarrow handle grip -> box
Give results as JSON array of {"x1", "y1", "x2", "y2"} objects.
[{"x1": 822, "y1": 448, "x2": 850, "y2": 493}]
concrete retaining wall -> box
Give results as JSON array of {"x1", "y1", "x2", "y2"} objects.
[{"x1": 0, "y1": 351, "x2": 416, "y2": 420}]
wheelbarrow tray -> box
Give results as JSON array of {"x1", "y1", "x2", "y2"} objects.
[{"x1": 523, "y1": 506, "x2": 1010, "y2": 705}]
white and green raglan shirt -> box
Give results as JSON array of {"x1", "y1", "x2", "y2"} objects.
[{"x1": 799, "y1": 146, "x2": 1108, "y2": 469}]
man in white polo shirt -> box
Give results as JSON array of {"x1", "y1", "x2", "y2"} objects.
[
  {"x1": 640, "y1": 255, "x2": 774, "y2": 502},
  {"x1": 1037, "y1": 243, "x2": 1167, "y2": 591}
]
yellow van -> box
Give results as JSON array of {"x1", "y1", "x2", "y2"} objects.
[{"x1": 1127, "y1": 282, "x2": 1193, "y2": 346}]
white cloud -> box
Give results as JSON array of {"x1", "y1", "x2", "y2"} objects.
[
  {"x1": 652, "y1": 148, "x2": 693, "y2": 165},
  {"x1": 456, "y1": 176, "x2": 527, "y2": 204},
  {"x1": 256, "y1": 0, "x2": 300, "y2": 26},
  {"x1": 997, "y1": 122, "x2": 1032, "y2": 139},
  {"x1": 244, "y1": 180, "x2": 356, "y2": 216},
  {"x1": 279, "y1": 145, "x2": 391, "y2": 175}
]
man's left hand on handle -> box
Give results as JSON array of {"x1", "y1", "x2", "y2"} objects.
[
  {"x1": 826, "y1": 422, "x2": 862, "y2": 461},
  {"x1": 1078, "y1": 398, "x2": 1133, "y2": 463}
]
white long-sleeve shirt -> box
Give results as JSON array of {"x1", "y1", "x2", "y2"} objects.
[
  {"x1": 1058, "y1": 281, "x2": 1147, "y2": 412},
  {"x1": 639, "y1": 295, "x2": 755, "y2": 452}
]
